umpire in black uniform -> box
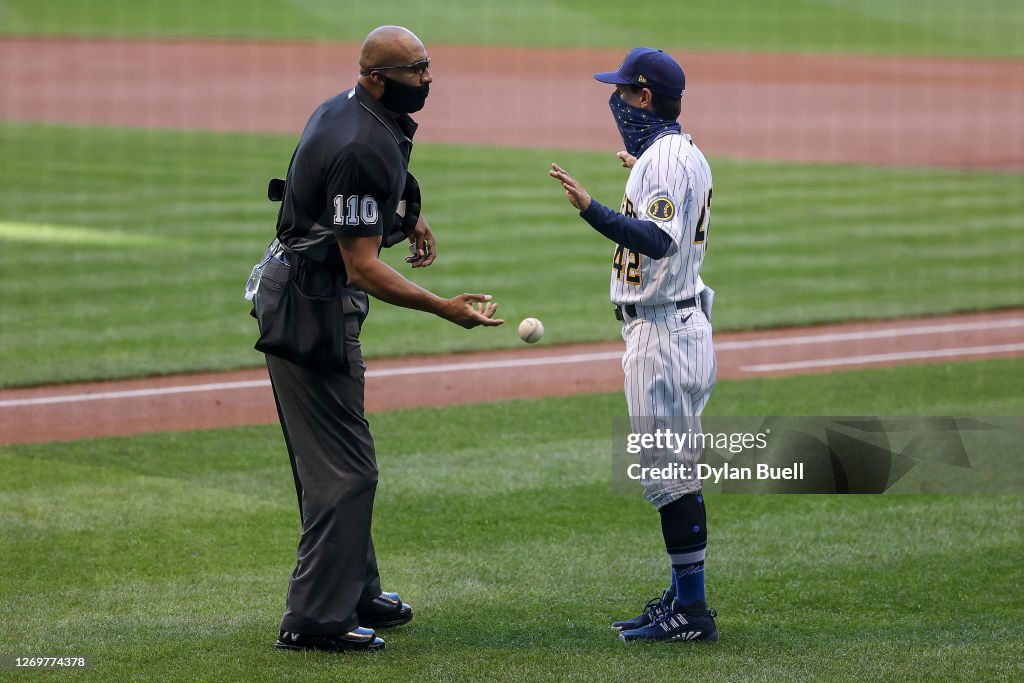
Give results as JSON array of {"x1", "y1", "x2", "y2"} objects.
[{"x1": 250, "y1": 26, "x2": 503, "y2": 653}]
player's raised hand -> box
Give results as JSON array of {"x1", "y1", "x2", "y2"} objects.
[
  {"x1": 442, "y1": 293, "x2": 504, "y2": 329},
  {"x1": 549, "y1": 163, "x2": 592, "y2": 212},
  {"x1": 616, "y1": 151, "x2": 637, "y2": 169}
]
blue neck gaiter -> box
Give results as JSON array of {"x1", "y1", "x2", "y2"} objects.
[{"x1": 609, "y1": 92, "x2": 681, "y2": 158}]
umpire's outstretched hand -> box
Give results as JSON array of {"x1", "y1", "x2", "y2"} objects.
[{"x1": 441, "y1": 294, "x2": 504, "y2": 329}]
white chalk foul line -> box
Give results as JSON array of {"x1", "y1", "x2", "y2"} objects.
[
  {"x1": 716, "y1": 317, "x2": 1024, "y2": 350},
  {"x1": 369, "y1": 351, "x2": 622, "y2": 377},
  {"x1": 0, "y1": 351, "x2": 623, "y2": 408},
  {"x1": 2, "y1": 317, "x2": 1022, "y2": 408},
  {"x1": 742, "y1": 343, "x2": 1024, "y2": 373},
  {"x1": 0, "y1": 380, "x2": 273, "y2": 408}
]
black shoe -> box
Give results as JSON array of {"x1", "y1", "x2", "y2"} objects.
[
  {"x1": 611, "y1": 588, "x2": 675, "y2": 631},
  {"x1": 274, "y1": 627, "x2": 385, "y2": 652},
  {"x1": 357, "y1": 591, "x2": 413, "y2": 629}
]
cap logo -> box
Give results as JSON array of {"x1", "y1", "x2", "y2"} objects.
[{"x1": 637, "y1": 74, "x2": 647, "y2": 84}]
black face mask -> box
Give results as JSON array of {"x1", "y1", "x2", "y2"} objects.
[{"x1": 378, "y1": 77, "x2": 430, "y2": 114}]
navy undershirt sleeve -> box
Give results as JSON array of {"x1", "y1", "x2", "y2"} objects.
[{"x1": 580, "y1": 199, "x2": 672, "y2": 259}]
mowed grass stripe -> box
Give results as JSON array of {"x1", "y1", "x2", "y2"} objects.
[
  {"x1": 0, "y1": 0, "x2": 1020, "y2": 58},
  {"x1": 0, "y1": 358, "x2": 1021, "y2": 681},
  {"x1": 1, "y1": 122, "x2": 1022, "y2": 387}
]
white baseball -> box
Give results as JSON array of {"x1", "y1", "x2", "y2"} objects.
[{"x1": 518, "y1": 317, "x2": 544, "y2": 344}]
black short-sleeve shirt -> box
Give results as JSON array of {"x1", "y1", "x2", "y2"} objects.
[{"x1": 275, "y1": 85, "x2": 417, "y2": 272}]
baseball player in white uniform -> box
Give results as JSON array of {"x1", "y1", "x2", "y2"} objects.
[{"x1": 550, "y1": 47, "x2": 718, "y2": 644}]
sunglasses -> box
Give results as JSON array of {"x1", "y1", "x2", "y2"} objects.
[{"x1": 363, "y1": 58, "x2": 431, "y2": 77}]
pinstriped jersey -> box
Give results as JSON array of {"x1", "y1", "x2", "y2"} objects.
[{"x1": 610, "y1": 132, "x2": 713, "y2": 305}]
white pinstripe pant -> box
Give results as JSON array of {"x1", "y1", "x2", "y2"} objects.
[{"x1": 622, "y1": 304, "x2": 716, "y2": 508}]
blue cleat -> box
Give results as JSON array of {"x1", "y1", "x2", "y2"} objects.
[
  {"x1": 619, "y1": 601, "x2": 718, "y2": 643},
  {"x1": 611, "y1": 588, "x2": 674, "y2": 631}
]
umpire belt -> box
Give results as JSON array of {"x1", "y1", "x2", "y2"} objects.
[
  {"x1": 265, "y1": 237, "x2": 290, "y2": 265},
  {"x1": 615, "y1": 297, "x2": 697, "y2": 322}
]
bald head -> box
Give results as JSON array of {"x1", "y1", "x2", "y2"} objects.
[{"x1": 359, "y1": 26, "x2": 426, "y2": 74}]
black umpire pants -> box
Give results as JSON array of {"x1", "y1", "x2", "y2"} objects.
[{"x1": 255, "y1": 254, "x2": 382, "y2": 635}]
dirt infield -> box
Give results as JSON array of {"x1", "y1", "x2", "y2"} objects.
[
  {"x1": 1, "y1": 37, "x2": 1022, "y2": 169},
  {"x1": 2, "y1": 309, "x2": 1022, "y2": 445},
  {"x1": 1, "y1": 38, "x2": 1022, "y2": 445}
]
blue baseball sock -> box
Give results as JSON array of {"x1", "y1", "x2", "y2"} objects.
[
  {"x1": 659, "y1": 493, "x2": 708, "y2": 612},
  {"x1": 672, "y1": 560, "x2": 706, "y2": 608}
]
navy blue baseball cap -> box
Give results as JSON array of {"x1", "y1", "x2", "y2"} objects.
[{"x1": 594, "y1": 47, "x2": 685, "y2": 98}]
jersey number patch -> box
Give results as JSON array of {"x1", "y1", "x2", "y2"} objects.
[
  {"x1": 612, "y1": 245, "x2": 642, "y2": 285},
  {"x1": 621, "y1": 196, "x2": 637, "y2": 219},
  {"x1": 333, "y1": 195, "x2": 379, "y2": 226},
  {"x1": 693, "y1": 187, "x2": 712, "y2": 245}
]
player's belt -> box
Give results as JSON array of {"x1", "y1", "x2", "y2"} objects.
[{"x1": 615, "y1": 297, "x2": 697, "y2": 321}]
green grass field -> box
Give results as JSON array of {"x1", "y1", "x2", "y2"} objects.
[
  {"x1": 1, "y1": 122, "x2": 1021, "y2": 387},
  {"x1": 1, "y1": 359, "x2": 1021, "y2": 681},
  {"x1": 1, "y1": 0, "x2": 1021, "y2": 58},
  {"x1": 1, "y1": 4, "x2": 1021, "y2": 681}
]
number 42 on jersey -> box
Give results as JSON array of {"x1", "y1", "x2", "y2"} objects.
[{"x1": 611, "y1": 188, "x2": 712, "y2": 286}]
